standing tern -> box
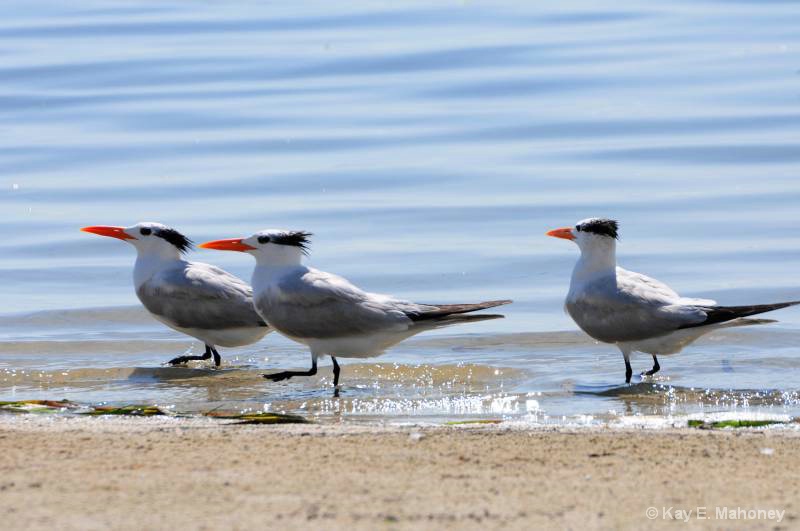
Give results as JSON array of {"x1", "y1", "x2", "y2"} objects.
[
  {"x1": 199, "y1": 230, "x2": 511, "y2": 389},
  {"x1": 546, "y1": 217, "x2": 800, "y2": 383},
  {"x1": 81, "y1": 222, "x2": 271, "y2": 367}
]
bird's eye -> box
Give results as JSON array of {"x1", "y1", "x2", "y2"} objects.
[
  {"x1": 258, "y1": 235, "x2": 270, "y2": 244},
  {"x1": 140, "y1": 228, "x2": 151, "y2": 236}
]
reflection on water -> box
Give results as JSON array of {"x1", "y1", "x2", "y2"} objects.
[{"x1": 2, "y1": 0, "x2": 800, "y2": 425}]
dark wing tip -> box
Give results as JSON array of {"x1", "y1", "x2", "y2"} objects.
[
  {"x1": 434, "y1": 313, "x2": 506, "y2": 324},
  {"x1": 406, "y1": 299, "x2": 513, "y2": 322},
  {"x1": 681, "y1": 300, "x2": 800, "y2": 329},
  {"x1": 484, "y1": 299, "x2": 513, "y2": 308}
]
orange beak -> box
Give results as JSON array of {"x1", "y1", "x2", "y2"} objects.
[
  {"x1": 81, "y1": 225, "x2": 136, "y2": 241},
  {"x1": 199, "y1": 238, "x2": 256, "y2": 252},
  {"x1": 546, "y1": 227, "x2": 576, "y2": 241}
]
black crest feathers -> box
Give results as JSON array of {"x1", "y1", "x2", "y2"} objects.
[
  {"x1": 154, "y1": 227, "x2": 194, "y2": 253},
  {"x1": 576, "y1": 218, "x2": 619, "y2": 239},
  {"x1": 271, "y1": 231, "x2": 312, "y2": 254}
]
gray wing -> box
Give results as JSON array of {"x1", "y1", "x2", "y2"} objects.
[
  {"x1": 256, "y1": 268, "x2": 413, "y2": 338},
  {"x1": 137, "y1": 261, "x2": 265, "y2": 330},
  {"x1": 618, "y1": 267, "x2": 716, "y2": 306},
  {"x1": 566, "y1": 268, "x2": 707, "y2": 343},
  {"x1": 616, "y1": 267, "x2": 681, "y2": 300}
]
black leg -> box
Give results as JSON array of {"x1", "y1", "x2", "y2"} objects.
[
  {"x1": 168, "y1": 345, "x2": 212, "y2": 366},
  {"x1": 331, "y1": 356, "x2": 341, "y2": 387},
  {"x1": 644, "y1": 355, "x2": 660, "y2": 376},
  {"x1": 263, "y1": 357, "x2": 317, "y2": 382},
  {"x1": 211, "y1": 346, "x2": 221, "y2": 367},
  {"x1": 621, "y1": 349, "x2": 633, "y2": 383}
]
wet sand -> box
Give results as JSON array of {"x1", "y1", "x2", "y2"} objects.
[{"x1": 0, "y1": 417, "x2": 797, "y2": 530}]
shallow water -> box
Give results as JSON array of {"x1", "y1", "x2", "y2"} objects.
[{"x1": 2, "y1": 0, "x2": 800, "y2": 425}]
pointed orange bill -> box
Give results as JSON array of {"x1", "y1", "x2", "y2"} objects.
[
  {"x1": 81, "y1": 225, "x2": 136, "y2": 240},
  {"x1": 546, "y1": 227, "x2": 576, "y2": 241},
  {"x1": 199, "y1": 238, "x2": 255, "y2": 252}
]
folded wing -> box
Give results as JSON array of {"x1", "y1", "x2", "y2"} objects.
[
  {"x1": 137, "y1": 262, "x2": 266, "y2": 330},
  {"x1": 567, "y1": 268, "x2": 708, "y2": 342},
  {"x1": 256, "y1": 268, "x2": 414, "y2": 338}
]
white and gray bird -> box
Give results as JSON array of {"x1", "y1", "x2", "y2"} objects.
[
  {"x1": 81, "y1": 222, "x2": 271, "y2": 366},
  {"x1": 199, "y1": 230, "x2": 511, "y2": 389},
  {"x1": 547, "y1": 218, "x2": 800, "y2": 383}
]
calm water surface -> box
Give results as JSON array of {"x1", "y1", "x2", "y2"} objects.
[{"x1": 2, "y1": 0, "x2": 800, "y2": 425}]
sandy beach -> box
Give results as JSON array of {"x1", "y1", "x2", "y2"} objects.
[{"x1": 0, "y1": 417, "x2": 797, "y2": 530}]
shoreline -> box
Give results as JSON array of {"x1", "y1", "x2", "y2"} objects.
[{"x1": 1, "y1": 416, "x2": 798, "y2": 529}]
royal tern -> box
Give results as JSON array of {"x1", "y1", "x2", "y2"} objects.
[
  {"x1": 199, "y1": 230, "x2": 511, "y2": 389},
  {"x1": 81, "y1": 222, "x2": 270, "y2": 367},
  {"x1": 547, "y1": 217, "x2": 799, "y2": 383}
]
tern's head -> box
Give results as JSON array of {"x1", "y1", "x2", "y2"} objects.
[
  {"x1": 199, "y1": 229, "x2": 312, "y2": 266},
  {"x1": 546, "y1": 218, "x2": 619, "y2": 254},
  {"x1": 81, "y1": 222, "x2": 193, "y2": 258}
]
